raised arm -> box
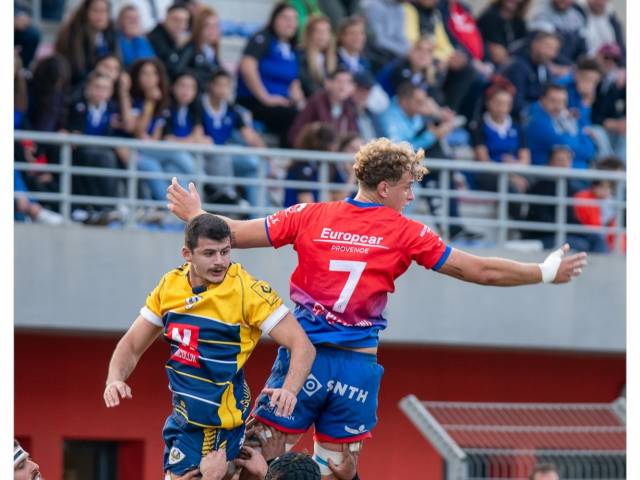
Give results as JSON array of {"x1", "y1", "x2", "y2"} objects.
[
  {"x1": 104, "y1": 316, "x2": 163, "y2": 407},
  {"x1": 437, "y1": 244, "x2": 587, "y2": 286},
  {"x1": 262, "y1": 312, "x2": 316, "y2": 417},
  {"x1": 166, "y1": 177, "x2": 271, "y2": 248}
]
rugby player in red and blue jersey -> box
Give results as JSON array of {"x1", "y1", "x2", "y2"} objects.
[{"x1": 167, "y1": 138, "x2": 587, "y2": 478}]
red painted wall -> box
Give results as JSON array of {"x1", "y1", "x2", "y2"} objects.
[{"x1": 15, "y1": 333, "x2": 625, "y2": 480}]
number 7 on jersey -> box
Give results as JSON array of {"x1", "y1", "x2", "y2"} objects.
[{"x1": 329, "y1": 260, "x2": 367, "y2": 313}]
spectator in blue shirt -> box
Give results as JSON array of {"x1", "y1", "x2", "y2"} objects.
[
  {"x1": 129, "y1": 58, "x2": 196, "y2": 201},
  {"x1": 66, "y1": 71, "x2": 122, "y2": 214},
  {"x1": 336, "y1": 16, "x2": 372, "y2": 76},
  {"x1": 163, "y1": 71, "x2": 208, "y2": 144},
  {"x1": 503, "y1": 31, "x2": 561, "y2": 116},
  {"x1": 471, "y1": 79, "x2": 530, "y2": 195},
  {"x1": 236, "y1": 3, "x2": 304, "y2": 146},
  {"x1": 201, "y1": 70, "x2": 266, "y2": 209},
  {"x1": 379, "y1": 82, "x2": 456, "y2": 152},
  {"x1": 525, "y1": 83, "x2": 596, "y2": 169},
  {"x1": 116, "y1": 5, "x2": 156, "y2": 67}
]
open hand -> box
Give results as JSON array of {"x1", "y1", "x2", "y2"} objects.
[
  {"x1": 261, "y1": 387, "x2": 297, "y2": 418},
  {"x1": 551, "y1": 244, "x2": 588, "y2": 284},
  {"x1": 104, "y1": 380, "x2": 132, "y2": 407},
  {"x1": 167, "y1": 177, "x2": 205, "y2": 222}
]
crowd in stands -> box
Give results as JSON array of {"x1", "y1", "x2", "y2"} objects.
[{"x1": 14, "y1": 0, "x2": 626, "y2": 251}]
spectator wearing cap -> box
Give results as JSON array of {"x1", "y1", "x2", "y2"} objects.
[
  {"x1": 576, "y1": 0, "x2": 625, "y2": 59},
  {"x1": 592, "y1": 43, "x2": 625, "y2": 161},
  {"x1": 147, "y1": 3, "x2": 192, "y2": 80},
  {"x1": 298, "y1": 15, "x2": 337, "y2": 97},
  {"x1": 14, "y1": 439, "x2": 42, "y2": 480},
  {"x1": 502, "y1": 31, "x2": 561, "y2": 115},
  {"x1": 236, "y1": 3, "x2": 304, "y2": 146},
  {"x1": 477, "y1": 0, "x2": 531, "y2": 68},
  {"x1": 470, "y1": 79, "x2": 530, "y2": 201},
  {"x1": 183, "y1": 7, "x2": 223, "y2": 91},
  {"x1": 529, "y1": 0, "x2": 587, "y2": 65},
  {"x1": 288, "y1": 68, "x2": 359, "y2": 146},
  {"x1": 525, "y1": 83, "x2": 596, "y2": 169},
  {"x1": 116, "y1": 5, "x2": 156, "y2": 67},
  {"x1": 54, "y1": 0, "x2": 121, "y2": 88}
]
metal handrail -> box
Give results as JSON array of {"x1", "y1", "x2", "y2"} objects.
[{"x1": 13, "y1": 131, "x2": 627, "y2": 250}]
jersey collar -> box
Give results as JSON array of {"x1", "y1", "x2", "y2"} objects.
[{"x1": 344, "y1": 197, "x2": 383, "y2": 208}]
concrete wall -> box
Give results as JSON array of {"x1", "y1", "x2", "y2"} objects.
[{"x1": 15, "y1": 225, "x2": 625, "y2": 352}]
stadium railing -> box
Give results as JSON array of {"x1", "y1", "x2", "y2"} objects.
[
  {"x1": 13, "y1": 131, "x2": 627, "y2": 251},
  {"x1": 400, "y1": 394, "x2": 626, "y2": 480}
]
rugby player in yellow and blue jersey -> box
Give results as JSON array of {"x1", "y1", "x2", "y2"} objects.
[{"x1": 103, "y1": 213, "x2": 315, "y2": 479}]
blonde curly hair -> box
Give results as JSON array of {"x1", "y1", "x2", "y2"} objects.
[{"x1": 353, "y1": 138, "x2": 428, "y2": 188}]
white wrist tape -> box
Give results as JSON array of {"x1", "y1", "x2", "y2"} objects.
[
  {"x1": 538, "y1": 247, "x2": 564, "y2": 283},
  {"x1": 313, "y1": 443, "x2": 344, "y2": 476}
]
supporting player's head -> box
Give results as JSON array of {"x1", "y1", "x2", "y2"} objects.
[
  {"x1": 529, "y1": 463, "x2": 560, "y2": 480},
  {"x1": 14, "y1": 440, "x2": 41, "y2": 480},
  {"x1": 266, "y1": 452, "x2": 321, "y2": 479},
  {"x1": 353, "y1": 138, "x2": 428, "y2": 212},
  {"x1": 183, "y1": 213, "x2": 232, "y2": 284}
]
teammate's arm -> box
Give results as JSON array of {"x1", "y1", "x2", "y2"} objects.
[
  {"x1": 167, "y1": 178, "x2": 270, "y2": 248},
  {"x1": 104, "y1": 316, "x2": 163, "y2": 407},
  {"x1": 263, "y1": 313, "x2": 316, "y2": 417},
  {"x1": 437, "y1": 244, "x2": 587, "y2": 286}
]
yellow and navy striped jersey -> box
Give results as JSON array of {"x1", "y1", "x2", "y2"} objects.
[{"x1": 139, "y1": 262, "x2": 289, "y2": 429}]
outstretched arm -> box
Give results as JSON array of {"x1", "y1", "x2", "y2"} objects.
[
  {"x1": 437, "y1": 244, "x2": 587, "y2": 286},
  {"x1": 263, "y1": 313, "x2": 316, "y2": 417},
  {"x1": 166, "y1": 177, "x2": 270, "y2": 248},
  {"x1": 104, "y1": 316, "x2": 163, "y2": 407}
]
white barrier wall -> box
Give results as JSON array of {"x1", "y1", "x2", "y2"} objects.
[{"x1": 14, "y1": 224, "x2": 625, "y2": 352}]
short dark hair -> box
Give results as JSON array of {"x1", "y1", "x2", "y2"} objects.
[
  {"x1": 529, "y1": 463, "x2": 559, "y2": 480},
  {"x1": 532, "y1": 31, "x2": 560, "y2": 43},
  {"x1": 396, "y1": 81, "x2": 421, "y2": 100},
  {"x1": 266, "y1": 452, "x2": 321, "y2": 479},
  {"x1": 86, "y1": 70, "x2": 113, "y2": 86},
  {"x1": 184, "y1": 214, "x2": 231, "y2": 250},
  {"x1": 576, "y1": 56, "x2": 602, "y2": 74},
  {"x1": 541, "y1": 83, "x2": 566, "y2": 98},
  {"x1": 326, "y1": 66, "x2": 353, "y2": 81},
  {"x1": 595, "y1": 156, "x2": 625, "y2": 172},
  {"x1": 167, "y1": 3, "x2": 189, "y2": 15},
  {"x1": 208, "y1": 68, "x2": 232, "y2": 84}
]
